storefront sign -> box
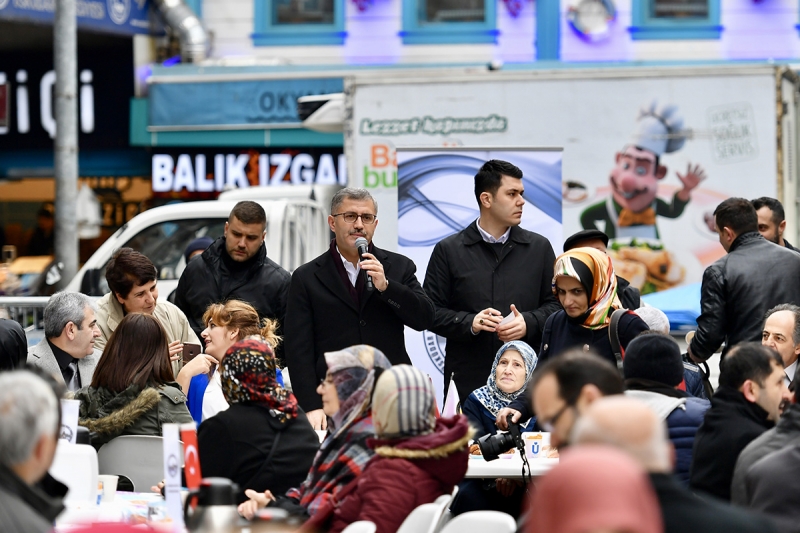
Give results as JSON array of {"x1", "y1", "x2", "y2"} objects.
[
  {"x1": 0, "y1": 41, "x2": 133, "y2": 150},
  {"x1": 151, "y1": 148, "x2": 346, "y2": 193},
  {"x1": 149, "y1": 78, "x2": 344, "y2": 128}
]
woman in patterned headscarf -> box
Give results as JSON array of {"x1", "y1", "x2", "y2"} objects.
[
  {"x1": 451, "y1": 341, "x2": 538, "y2": 518},
  {"x1": 462, "y1": 340, "x2": 537, "y2": 437},
  {"x1": 239, "y1": 344, "x2": 391, "y2": 520},
  {"x1": 197, "y1": 337, "x2": 319, "y2": 504},
  {"x1": 539, "y1": 247, "x2": 648, "y2": 367}
]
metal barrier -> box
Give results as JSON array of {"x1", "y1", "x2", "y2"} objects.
[{"x1": 0, "y1": 296, "x2": 51, "y2": 331}]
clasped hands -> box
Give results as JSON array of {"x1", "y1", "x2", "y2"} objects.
[{"x1": 472, "y1": 304, "x2": 526, "y2": 342}]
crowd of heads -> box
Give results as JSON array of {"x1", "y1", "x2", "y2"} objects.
[{"x1": 6, "y1": 167, "x2": 800, "y2": 532}]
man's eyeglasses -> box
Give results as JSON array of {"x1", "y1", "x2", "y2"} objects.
[
  {"x1": 539, "y1": 402, "x2": 573, "y2": 433},
  {"x1": 332, "y1": 212, "x2": 377, "y2": 225}
]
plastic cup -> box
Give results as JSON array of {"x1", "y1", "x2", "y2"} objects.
[
  {"x1": 522, "y1": 432, "x2": 551, "y2": 459},
  {"x1": 97, "y1": 475, "x2": 118, "y2": 503}
]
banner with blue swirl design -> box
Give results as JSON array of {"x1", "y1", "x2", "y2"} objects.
[{"x1": 397, "y1": 148, "x2": 562, "y2": 406}]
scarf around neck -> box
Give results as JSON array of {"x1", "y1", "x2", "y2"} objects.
[
  {"x1": 286, "y1": 344, "x2": 391, "y2": 515},
  {"x1": 553, "y1": 247, "x2": 621, "y2": 330}
]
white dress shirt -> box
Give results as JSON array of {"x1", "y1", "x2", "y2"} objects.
[
  {"x1": 785, "y1": 359, "x2": 798, "y2": 387},
  {"x1": 476, "y1": 217, "x2": 510, "y2": 244},
  {"x1": 337, "y1": 245, "x2": 360, "y2": 287}
]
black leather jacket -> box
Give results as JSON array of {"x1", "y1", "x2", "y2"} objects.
[{"x1": 690, "y1": 231, "x2": 800, "y2": 360}]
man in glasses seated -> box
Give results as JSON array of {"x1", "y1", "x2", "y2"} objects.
[
  {"x1": 284, "y1": 187, "x2": 435, "y2": 431},
  {"x1": 531, "y1": 349, "x2": 624, "y2": 449}
]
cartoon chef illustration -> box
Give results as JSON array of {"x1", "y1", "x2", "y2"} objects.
[{"x1": 580, "y1": 103, "x2": 706, "y2": 240}]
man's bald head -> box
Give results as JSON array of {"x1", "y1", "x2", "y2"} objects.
[{"x1": 572, "y1": 396, "x2": 672, "y2": 473}]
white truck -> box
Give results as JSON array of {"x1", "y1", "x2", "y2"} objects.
[
  {"x1": 344, "y1": 63, "x2": 800, "y2": 285},
  {"x1": 64, "y1": 184, "x2": 339, "y2": 296}
]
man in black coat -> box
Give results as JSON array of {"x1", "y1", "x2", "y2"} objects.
[
  {"x1": 174, "y1": 201, "x2": 291, "y2": 356},
  {"x1": 424, "y1": 159, "x2": 561, "y2": 400},
  {"x1": 573, "y1": 396, "x2": 778, "y2": 533},
  {"x1": 283, "y1": 188, "x2": 434, "y2": 430},
  {"x1": 690, "y1": 343, "x2": 790, "y2": 501},
  {"x1": 562, "y1": 229, "x2": 641, "y2": 310},
  {"x1": 689, "y1": 198, "x2": 800, "y2": 363}
]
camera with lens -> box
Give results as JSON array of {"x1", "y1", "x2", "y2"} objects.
[{"x1": 476, "y1": 413, "x2": 525, "y2": 461}]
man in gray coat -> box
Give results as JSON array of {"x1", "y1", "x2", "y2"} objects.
[
  {"x1": 27, "y1": 291, "x2": 101, "y2": 391},
  {"x1": 0, "y1": 370, "x2": 65, "y2": 533}
]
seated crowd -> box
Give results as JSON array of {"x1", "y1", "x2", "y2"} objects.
[{"x1": 4, "y1": 189, "x2": 800, "y2": 533}]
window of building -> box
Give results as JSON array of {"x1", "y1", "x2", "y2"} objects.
[
  {"x1": 401, "y1": 0, "x2": 497, "y2": 45},
  {"x1": 253, "y1": 0, "x2": 345, "y2": 46},
  {"x1": 630, "y1": 0, "x2": 721, "y2": 40}
]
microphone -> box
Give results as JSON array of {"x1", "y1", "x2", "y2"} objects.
[{"x1": 355, "y1": 237, "x2": 373, "y2": 292}]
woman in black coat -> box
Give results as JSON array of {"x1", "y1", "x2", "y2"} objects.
[
  {"x1": 540, "y1": 247, "x2": 648, "y2": 366},
  {"x1": 198, "y1": 337, "x2": 319, "y2": 504}
]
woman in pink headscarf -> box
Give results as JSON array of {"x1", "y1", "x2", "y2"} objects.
[{"x1": 527, "y1": 445, "x2": 663, "y2": 533}]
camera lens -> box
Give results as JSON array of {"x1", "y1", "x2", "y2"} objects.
[{"x1": 477, "y1": 431, "x2": 515, "y2": 461}]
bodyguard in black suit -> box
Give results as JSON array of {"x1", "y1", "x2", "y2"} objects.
[{"x1": 284, "y1": 188, "x2": 434, "y2": 430}]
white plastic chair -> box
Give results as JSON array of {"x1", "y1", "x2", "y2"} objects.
[
  {"x1": 397, "y1": 503, "x2": 441, "y2": 533},
  {"x1": 439, "y1": 511, "x2": 517, "y2": 533},
  {"x1": 341, "y1": 521, "x2": 377, "y2": 533},
  {"x1": 433, "y1": 485, "x2": 459, "y2": 533},
  {"x1": 397, "y1": 493, "x2": 453, "y2": 533},
  {"x1": 49, "y1": 441, "x2": 99, "y2": 504},
  {"x1": 97, "y1": 435, "x2": 183, "y2": 492}
]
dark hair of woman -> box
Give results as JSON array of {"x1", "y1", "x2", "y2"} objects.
[{"x1": 91, "y1": 312, "x2": 174, "y2": 392}]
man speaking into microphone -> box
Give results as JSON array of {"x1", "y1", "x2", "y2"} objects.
[{"x1": 284, "y1": 188, "x2": 435, "y2": 430}]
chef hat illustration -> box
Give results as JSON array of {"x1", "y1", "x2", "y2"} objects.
[{"x1": 633, "y1": 102, "x2": 688, "y2": 156}]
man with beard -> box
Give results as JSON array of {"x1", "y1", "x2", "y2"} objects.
[{"x1": 752, "y1": 197, "x2": 797, "y2": 251}]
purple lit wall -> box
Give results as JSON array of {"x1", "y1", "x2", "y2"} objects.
[
  {"x1": 200, "y1": 0, "x2": 800, "y2": 65},
  {"x1": 344, "y1": 0, "x2": 403, "y2": 64},
  {"x1": 721, "y1": 0, "x2": 799, "y2": 60},
  {"x1": 561, "y1": 0, "x2": 631, "y2": 61},
  {"x1": 497, "y1": 0, "x2": 535, "y2": 63}
]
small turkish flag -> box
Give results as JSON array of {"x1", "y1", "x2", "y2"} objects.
[{"x1": 181, "y1": 423, "x2": 202, "y2": 491}]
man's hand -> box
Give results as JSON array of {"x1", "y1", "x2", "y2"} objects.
[
  {"x1": 676, "y1": 163, "x2": 706, "y2": 201},
  {"x1": 359, "y1": 252, "x2": 389, "y2": 292},
  {"x1": 686, "y1": 343, "x2": 704, "y2": 364},
  {"x1": 495, "y1": 407, "x2": 521, "y2": 430},
  {"x1": 238, "y1": 489, "x2": 275, "y2": 520},
  {"x1": 496, "y1": 304, "x2": 526, "y2": 342},
  {"x1": 472, "y1": 308, "x2": 502, "y2": 334},
  {"x1": 306, "y1": 409, "x2": 328, "y2": 431},
  {"x1": 168, "y1": 340, "x2": 184, "y2": 362},
  {"x1": 495, "y1": 478, "x2": 522, "y2": 497}
]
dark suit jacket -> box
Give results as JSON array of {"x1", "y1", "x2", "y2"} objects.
[
  {"x1": 651, "y1": 473, "x2": 778, "y2": 533},
  {"x1": 284, "y1": 244, "x2": 435, "y2": 411}
]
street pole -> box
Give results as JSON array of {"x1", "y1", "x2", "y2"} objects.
[{"x1": 54, "y1": 0, "x2": 79, "y2": 288}]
